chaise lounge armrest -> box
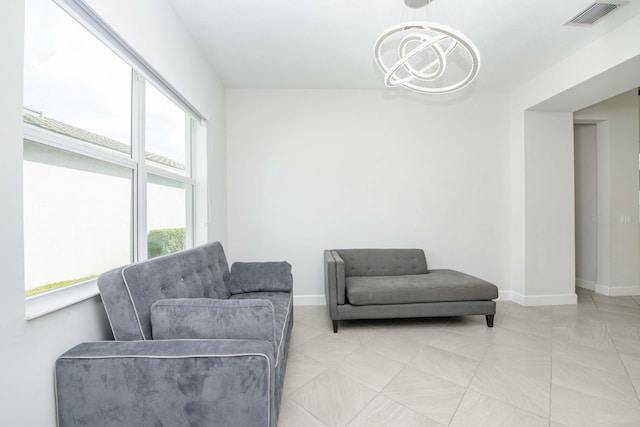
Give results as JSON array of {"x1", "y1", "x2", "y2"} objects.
[
  {"x1": 324, "y1": 250, "x2": 346, "y2": 307},
  {"x1": 55, "y1": 339, "x2": 276, "y2": 427},
  {"x1": 230, "y1": 261, "x2": 293, "y2": 294},
  {"x1": 151, "y1": 298, "x2": 276, "y2": 349}
]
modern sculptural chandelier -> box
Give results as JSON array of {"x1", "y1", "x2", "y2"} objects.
[{"x1": 373, "y1": 2, "x2": 480, "y2": 94}]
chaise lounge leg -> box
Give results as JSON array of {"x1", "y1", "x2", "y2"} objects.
[
  {"x1": 485, "y1": 315, "x2": 494, "y2": 328},
  {"x1": 333, "y1": 320, "x2": 339, "y2": 333}
]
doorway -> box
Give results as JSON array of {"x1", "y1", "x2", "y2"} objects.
[{"x1": 574, "y1": 124, "x2": 598, "y2": 290}]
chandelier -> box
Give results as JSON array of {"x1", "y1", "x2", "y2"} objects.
[{"x1": 373, "y1": 18, "x2": 480, "y2": 94}]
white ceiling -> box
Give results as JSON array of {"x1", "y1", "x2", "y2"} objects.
[{"x1": 166, "y1": 0, "x2": 640, "y2": 93}]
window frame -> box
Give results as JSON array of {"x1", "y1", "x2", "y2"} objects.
[{"x1": 24, "y1": 0, "x2": 204, "y2": 319}]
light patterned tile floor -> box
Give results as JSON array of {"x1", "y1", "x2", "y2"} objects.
[{"x1": 278, "y1": 290, "x2": 640, "y2": 426}]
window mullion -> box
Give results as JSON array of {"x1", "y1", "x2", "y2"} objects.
[{"x1": 132, "y1": 71, "x2": 147, "y2": 263}]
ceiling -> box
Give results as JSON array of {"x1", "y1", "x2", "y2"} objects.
[{"x1": 166, "y1": 0, "x2": 640, "y2": 93}]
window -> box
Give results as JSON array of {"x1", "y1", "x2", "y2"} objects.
[{"x1": 23, "y1": 0, "x2": 200, "y2": 298}]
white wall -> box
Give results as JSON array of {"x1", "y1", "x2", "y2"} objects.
[
  {"x1": 516, "y1": 15, "x2": 640, "y2": 113},
  {"x1": 225, "y1": 13, "x2": 640, "y2": 308},
  {"x1": 507, "y1": 13, "x2": 640, "y2": 304},
  {"x1": 574, "y1": 90, "x2": 640, "y2": 295},
  {"x1": 0, "y1": 0, "x2": 226, "y2": 425},
  {"x1": 227, "y1": 89, "x2": 510, "y2": 301},
  {"x1": 521, "y1": 111, "x2": 577, "y2": 304}
]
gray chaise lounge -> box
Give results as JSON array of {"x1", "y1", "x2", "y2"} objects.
[
  {"x1": 325, "y1": 248, "x2": 498, "y2": 332},
  {"x1": 55, "y1": 242, "x2": 293, "y2": 427}
]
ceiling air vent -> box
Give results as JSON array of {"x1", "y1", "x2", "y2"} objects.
[{"x1": 565, "y1": 2, "x2": 621, "y2": 26}]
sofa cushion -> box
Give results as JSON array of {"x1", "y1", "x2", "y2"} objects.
[
  {"x1": 335, "y1": 249, "x2": 428, "y2": 277},
  {"x1": 230, "y1": 291, "x2": 292, "y2": 367},
  {"x1": 345, "y1": 269, "x2": 498, "y2": 306},
  {"x1": 150, "y1": 298, "x2": 276, "y2": 350},
  {"x1": 229, "y1": 262, "x2": 293, "y2": 294}
]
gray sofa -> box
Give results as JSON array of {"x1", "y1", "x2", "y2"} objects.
[
  {"x1": 324, "y1": 248, "x2": 498, "y2": 332},
  {"x1": 55, "y1": 242, "x2": 293, "y2": 427}
]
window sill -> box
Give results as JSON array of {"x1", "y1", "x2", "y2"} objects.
[{"x1": 25, "y1": 279, "x2": 100, "y2": 320}]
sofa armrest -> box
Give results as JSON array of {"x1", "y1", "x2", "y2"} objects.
[
  {"x1": 150, "y1": 298, "x2": 276, "y2": 346},
  {"x1": 326, "y1": 250, "x2": 346, "y2": 306},
  {"x1": 55, "y1": 340, "x2": 275, "y2": 427},
  {"x1": 229, "y1": 261, "x2": 293, "y2": 294}
]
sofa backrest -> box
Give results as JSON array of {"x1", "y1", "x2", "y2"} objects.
[
  {"x1": 334, "y1": 249, "x2": 428, "y2": 277},
  {"x1": 98, "y1": 242, "x2": 231, "y2": 341}
]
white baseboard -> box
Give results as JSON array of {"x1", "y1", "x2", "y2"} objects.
[
  {"x1": 293, "y1": 294, "x2": 325, "y2": 306},
  {"x1": 594, "y1": 284, "x2": 640, "y2": 296},
  {"x1": 576, "y1": 278, "x2": 640, "y2": 296},
  {"x1": 576, "y1": 278, "x2": 596, "y2": 291},
  {"x1": 510, "y1": 291, "x2": 577, "y2": 306}
]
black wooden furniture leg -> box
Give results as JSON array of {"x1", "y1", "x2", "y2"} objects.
[
  {"x1": 333, "y1": 320, "x2": 339, "y2": 333},
  {"x1": 485, "y1": 315, "x2": 494, "y2": 328}
]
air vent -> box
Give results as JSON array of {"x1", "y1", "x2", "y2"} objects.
[{"x1": 565, "y1": 2, "x2": 620, "y2": 26}]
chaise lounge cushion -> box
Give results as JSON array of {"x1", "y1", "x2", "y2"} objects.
[{"x1": 346, "y1": 269, "x2": 499, "y2": 306}]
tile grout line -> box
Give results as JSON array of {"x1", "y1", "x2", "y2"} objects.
[
  {"x1": 589, "y1": 288, "x2": 640, "y2": 404},
  {"x1": 440, "y1": 316, "x2": 465, "y2": 427},
  {"x1": 340, "y1": 380, "x2": 379, "y2": 427},
  {"x1": 604, "y1": 311, "x2": 640, "y2": 404},
  {"x1": 465, "y1": 302, "x2": 553, "y2": 424},
  {"x1": 351, "y1": 322, "x2": 465, "y2": 426},
  {"x1": 286, "y1": 397, "x2": 330, "y2": 427},
  {"x1": 445, "y1": 304, "x2": 512, "y2": 426}
]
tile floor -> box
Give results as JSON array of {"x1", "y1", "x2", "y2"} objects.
[{"x1": 278, "y1": 289, "x2": 640, "y2": 426}]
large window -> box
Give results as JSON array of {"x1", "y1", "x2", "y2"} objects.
[{"x1": 23, "y1": 0, "x2": 198, "y2": 297}]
